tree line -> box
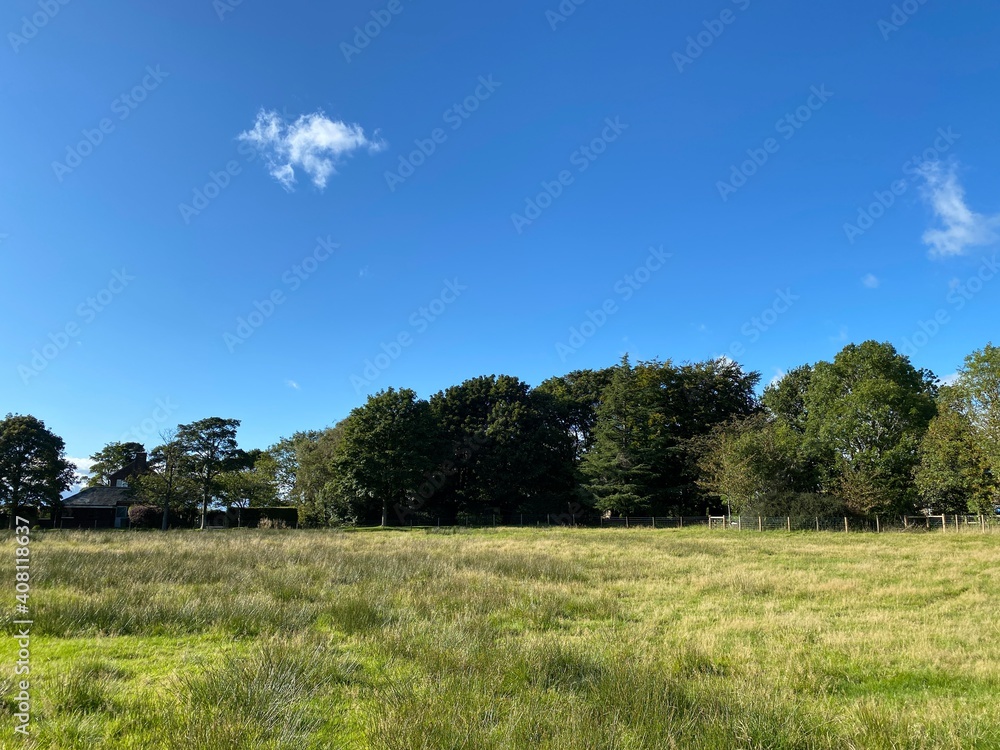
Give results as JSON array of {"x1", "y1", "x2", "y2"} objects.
[{"x1": 1, "y1": 340, "x2": 997, "y2": 529}]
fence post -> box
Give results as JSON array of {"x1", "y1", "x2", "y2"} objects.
[
  {"x1": 625, "y1": 516, "x2": 629, "y2": 529},
  {"x1": 941, "y1": 515, "x2": 946, "y2": 533},
  {"x1": 844, "y1": 517, "x2": 849, "y2": 533},
  {"x1": 679, "y1": 516, "x2": 684, "y2": 528},
  {"x1": 758, "y1": 516, "x2": 762, "y2": 532},
  {"x1": 786, "y1": 517, "x2": 791, "y2": 532},
  {"x1": 876, "y1": 516, "x2": 880, "y2": 534},
  {"x1": 816, "y1": 517, "x2": 820, "y2": 532},
  {"x1": 652, "y1": 516, "x2": 656, "y2": 529},
  {"x1": 738, "y1": 516, "x2": 742, "y2": 531}
]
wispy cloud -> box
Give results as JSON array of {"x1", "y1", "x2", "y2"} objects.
[
  {"x1": 285, "y1": 379, "x2": 301, "y2": 390},
  {"x1": 238, "y1": 109, "x2": 384, "y2": 191},
  {"x1": 919, "y1": 161, "x2": 1000, "y2": 257},
  {"x1": 862, "y1": 273, "x2": 880, "y2": 289}
]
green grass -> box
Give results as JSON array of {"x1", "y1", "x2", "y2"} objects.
[{"x1": 1, "y1": 527, "x2": 999, "y2": 748}]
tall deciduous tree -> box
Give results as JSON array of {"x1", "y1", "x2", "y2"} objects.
[
  {"x1": 429, "y1": 375, "x2": 573, "y2": 521},
  {"x1": 915, "y1": 387, "x2": 996, "y2": 514},
  {"x1": 762, "y1": 365, "x2": 813, "y2": 433},
  {"x1": 804, "y1": 341, "x2": 937, "y2": 515},
  {"x1": 955, "y1": 344, "x2": 1000, "y2": 482},
  {"x1": 336, "y1": 389, "x2": 439, "y2": 527},
  {"x1": 175, "y1": 418, "x2": 242, "y2": 530},
  {"x1": 86, "y1": 441, "x2": 145, "y2": 487},
  {"x1": 292, "y1": 426, "x2": 351, "y2": 526},
  {"x1": 130, "y1": 431, "x2": 200, "y2": 530},
  {"x1": 0, "y1": 414, "x2": 75, "y2": 527},
  {"x1": 696, "y1": 414, "x2": 806, "y2": 515},
  {"x1": 216, "y1": 451, "x2": 280, "y2": 508}
]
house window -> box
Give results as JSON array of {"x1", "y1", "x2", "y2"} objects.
[{"x1": 115, "y1": 479, "x2": 129, "y2": 488}]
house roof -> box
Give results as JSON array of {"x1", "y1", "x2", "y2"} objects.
[{"x1": 63, "y1": 486, "x2": 137, "y2": 509}]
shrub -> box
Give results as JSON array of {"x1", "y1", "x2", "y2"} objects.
[
  {"x1": 745, "y1": 492, "x2": 848, "y2": 518},
  {"x1": 127, "y1": 504, "x2": 162, "y2": 529}
]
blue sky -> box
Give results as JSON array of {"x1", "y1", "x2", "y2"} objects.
[{"x1": 2, "y1": 0, "x2": 999, "y2": 472}]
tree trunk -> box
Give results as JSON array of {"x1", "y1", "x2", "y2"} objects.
[
  {"x1": 161, "y1": 501, "x2": 170, "y2": 531},
  {"x1": 381, "y1": 497, "x2": 388, "y2": 528}
]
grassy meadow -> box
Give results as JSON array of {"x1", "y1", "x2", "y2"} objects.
[{"x1": 2, "y1": 527, "x2": 999, "y2": 749}]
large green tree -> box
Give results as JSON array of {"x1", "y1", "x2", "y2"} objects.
[
  {"x1": 915, "y1": 387, "x2": 996, "y2": 514},
  {"x1": 535, "y1": 368, "x2": 616, "y2": 462},
  {"x1": 429, "y1": 375, "x2": 574, "y2": 522},
  {"x1": 130, "y1": 432, "x2": 201, "y2": 530},
  {"x1": 581, "y1": 358, "x2": 658, "y2": 515},
  {"x1": 0, "y1": 414, "x2": 75, "y2": 527},
  {"x1": 644, "y1": 358, "x2": 761, "y2": 512},
  {"x1": 216, "y1": 450, "x2": 280, "y2": 509},
  {"x1": 292, "y1": 427, "x2": 351, "y2": 526},
  {"x1": 696, "y1": 414, "x2": 808, "y2": 515},
  {"x1": 956, "y1": 344, "x2": 1000, "y2": 481},
  {"x1": 804, "y1": 341, "x2": 937, "y2": 515},
  {"x1": 336, "y1": 389, "x2": 440, "y2": 527},
  {"x1": 86, "y1": 441, "x2": 145, "y2": 487},
  {"x1": 762, "y1": 365, "x2": 813, "y2": 434},
  {"x1": 175, "y1": 418, "x2": 242, "y2": 529}
]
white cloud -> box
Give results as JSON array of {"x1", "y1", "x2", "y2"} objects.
[
  {"x1": 286, "y1": 379, "x2": 301, "y2": 390},
  {"x1": 939, "y1": 372, "x2": 960, "y2": 386},
  {"x1": 65, "y1": 457, "x2": 94, "y2": 495},
  {"x1": 238, "y1": 109, "x2": 384, "y2": 191},
  {"x1": 918, "y1": 162, "x2": 1000, "y2": 257},
  {"x1": 769, "y1": 368, "x2": 786, "y2": 388},
  {"x1": 68, "y1": 456, "x2": 95, "y2": 475},
  {"x1": 862, "y1": 273, "x2": 880, "y2": 289}
]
